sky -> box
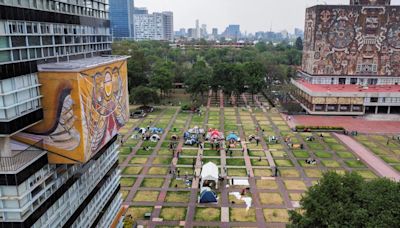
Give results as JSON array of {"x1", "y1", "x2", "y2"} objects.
[{"x1": 135, "y1": 0, "x2": 400, "y2": 34}]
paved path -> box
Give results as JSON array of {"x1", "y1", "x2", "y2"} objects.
[{"x1": 334, "y1": 133, "x2": 400, "y2": 181}]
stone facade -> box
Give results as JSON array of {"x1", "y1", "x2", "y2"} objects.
[{"x1": 302, "y1": 3, "x2": 400, "y2": 77}]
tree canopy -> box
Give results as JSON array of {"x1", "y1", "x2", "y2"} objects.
[
  {"x1": 288, "y1": 172, "x2": 400, "y2": 228},
  {"x1": 130, "y1": 86, "x2": 159, "y2": 106}
]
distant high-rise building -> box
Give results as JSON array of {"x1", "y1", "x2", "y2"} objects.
[
  {"x1": 188, "y1": 28, "x2": 195, "y2": 39},
  {"x1": 222, "y1": 25, "x2": 241, "y2": 39},
  {"x1": 163, "y1": 12, "x2": 174, "y2": 41},
  {"x1": 212, "y1": 28, "x2": 219, "y2": 36},
  {"x1": 195, "y1": 20, "x2": 201, "y2": 39},
  {"x1": 201, "y1": 24, "x2": 208, "y2": 38},
  {"x1": 294, "y1": 28, "x2": 304, "y2": 38},
  {"x1": 133, "y1": 7, "x2": 148, "y2": 15},
  {"x1": 134, "y1": 11, "x2": 174, "y2": 41},
  {"x1": 110, "y1": 0, "x2": 135, "y2": 38}
]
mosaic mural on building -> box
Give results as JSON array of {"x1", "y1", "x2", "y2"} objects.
[
  {"x1": 302, "y1": 3, "x2": 400, "y2": 76},
  {"x1": 14, "y1": 60, "x2": 129, "y2": 164}
]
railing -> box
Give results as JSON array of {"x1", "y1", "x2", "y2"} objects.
[{"x1": 0, "y1": 140, "x2": 46, "y2": 172}]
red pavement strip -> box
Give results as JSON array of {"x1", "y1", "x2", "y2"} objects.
[
  {"x1": 291, "y1": 115, "x2": 400, "y2": 134},
  {"x1": 334, "y1": 133, "x2": 400, "y2": 182}
]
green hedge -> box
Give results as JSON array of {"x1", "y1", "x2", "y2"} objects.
[{"x1": 295, "y1": 125, "x2": 344, "y2": 131}]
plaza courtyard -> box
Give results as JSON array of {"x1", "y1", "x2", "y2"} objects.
[{"x1": 118, "y1": 91, "x2": 400, "y2": 227}]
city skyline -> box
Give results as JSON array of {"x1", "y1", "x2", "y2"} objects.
[{"x1": 135, "y1": 0, "x2": 400, "y2": 33}]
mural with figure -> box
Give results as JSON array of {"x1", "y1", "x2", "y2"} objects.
[
  {"x1": 14, "y1": 59, "x2": 129, "y2": 164},
  {"x1": 302, "y1": 2, "x2": 400, "y2": 76}
]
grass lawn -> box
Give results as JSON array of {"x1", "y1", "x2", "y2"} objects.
[
  {"x1": 152, "y1": 157, "x2": 172, "y2": 165},
  {"x1": 283, "y1": 180, "x2": 307, "y2": 190},
  {"x1": 121, "y1": 190, "x2": 129, "y2": 199},
  {"x1": 165, "y1": 191, "x2": 191, "y2": 203},
  {"x1": 194, "y1": 207, "x2": 221, "y2": 221},
  {"x1": 157, "y1": 148, "x2": 172, "y2": 155},
  {"x1": 176, "y1": 167, "x2": 194, "y2": 176},
  {"x1": 202, "y1": 158, "x2": 221, "y2": 165},
  {"x1": 307, "y1": 143, "x2": 325, "y2": 150},
  {"x1": 160, "y1": 207, "x2": 187, "y2": 221},
  {"x1": 250, "y1": 158, "x2": 269, "y2": 166},
  {"x1": 336, "y1": 151, "x2": 355, "y2": 159},
  {"x1": 289, "y1": 193, "x2": 303, "y2": 201},
  {"x1": 178, "y1": 157, "x2": 196, "y2": 165},
  {"x1": 304, "y1": 169, "x2": 323, "y2": 178},
  {"x1": 120, "y1": 177, "x2": 136, "y2": 187},
  {"x1": 314, "y1": 151, "x2": 333, "y2": 158},
  {"x1": 345, "y1": 160, "x2": 366, "y2": 168},
  {"x1": 129, "y1": 157, "x2": 148, "y2": 164},
  {"x1": 148, "y1": 167, "x2": 169, "y2": 175},
  {"x1": 259, "y1": 193, "x2": 284, "y2": 205},
  {"x1": 279, "y1": 169, "x2": 300, "y2": 178},
  {"x1": 293, "y1": 150, "x2": 309, "y2": 158},
  {"x1": 136, "y1": 149, "x2": 153, "y2": 156},
  {"x1": 271, "y1": 151, "x2": 287, "y2": 157},
  {"x1": 230, "y1": 208, "x2": 256, "y2": 222},
  {"x1": 226, "y1": 158, "x2": 246, "y2": 166},
  {"x1": 263, "y1": 209, "x2": 289, "y2": 223},
  {"x1": 132, "y1": 190, "x2": 159, "y2": 202},
  {"x1": 395, "y1": 165, "x2": 400, "y2": 172},
  {"x1": 181, "y1": 149, "x2": 198, "y2": 156},
  {"x1": 253, "y1": 168, "x2": 272, "y2": 177},
  {"x1": 274, "y1": 159, "x2": 294, "y2": 167},
  {"x1": 256, "y1": 179, "x2": 278, "y2": 189},
  {"x1": 248, "y1": 150, "x2": 265, "y2": 157},
  {"x1": 141, "y1": 178, "x2": 165, "y2": 188},
  {"x1": 321, "y1": 160, "x2": 341, "y2": 168},
  {"x1": 119, "y1": 156, "x2": 127, "y2": 163},
  {"x1": 355, "y1": 170, "x2": 377, "y2": 179},
  {"x1": 120, "y1": 147, "x2": 133, "y2": 155},
  {"x1": 170, "y1": 178, "x2": 189, "y2": 188},
  {"x1": 227, "y1": 168, "x2": 248, "y2": 177},
  {"x1": 123, "y1": 166, "x2": 143, "y2": 175},
  {"x1": 203, "y1": 150, "x2": 220, "y2": 156},
  {"x1": 125, "y1": 206, "x2": 153, "y2": 223},
  {"x1": 328, "y1": 143, "x2": 347, "y2": 151}
]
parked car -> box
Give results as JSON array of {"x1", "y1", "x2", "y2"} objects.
[
  {"x1": 138, "y1": 106, "x2": 154, "y2": 113},
  {"x1": 131, "y1": 110, "x2": 146, "y2": 118}
]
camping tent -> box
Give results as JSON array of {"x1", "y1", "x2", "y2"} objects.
[
  {"x1": 201, "y1": 162, "x2": 219, "y2": 189},
  {"x1": 138, "y1": 128, "x2": 147, "y2": 134},
  {"x1": 199, "y1": 187, "x2": 218, "y2": 203},
  {"x1": 150, "y1": 127, "x2": 163, "y2": 134},
  {"x1": 206, "y1": 129, "x2": 224, "y2": 141},
  {"x1": 226, "y1": 133, "x2": 240, "y2": 142},
  {"x1": 188, "y1": 126, "x2": 205, "y2": 134},
  {"x1": 150, "y1": 134, "x2": 160, "y2": 142}
]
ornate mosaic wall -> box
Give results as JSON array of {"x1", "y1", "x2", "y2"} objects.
[{"x1": 302, "y1": 4, "x2": 400, "y2": 76}]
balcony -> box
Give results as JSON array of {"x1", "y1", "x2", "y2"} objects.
[{"x1": 0, "y1": 140, "x2": 46, "y2": 173}]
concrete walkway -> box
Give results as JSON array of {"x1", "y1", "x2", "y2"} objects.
[{"x1": 334, "y1": 133, "x2": 400, "y2": 181}]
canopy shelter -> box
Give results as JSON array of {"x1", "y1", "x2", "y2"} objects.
[
  {"x1": 200, "y1": 162, "x2": 219, "y2": 189},
  {"x1": 199, "y1": 187, "x2": 218, "y2": 203},
  {"x1": 188, "y1": 126, "x2": 205, "y2": 135}
]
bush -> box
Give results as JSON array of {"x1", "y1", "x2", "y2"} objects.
[{"x1": 295, "y1": 125, "x2": 344, "y2": 131}]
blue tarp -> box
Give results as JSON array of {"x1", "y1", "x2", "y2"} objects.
[
  {"x1": 199, "y1": 190, "x2": 217, "y2": 203},
  {"x1": 226, "y1": 133, "x2": 239, "y2": 141}
]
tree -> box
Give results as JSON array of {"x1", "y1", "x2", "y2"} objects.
[
  {"x1": 255, "y1": 41, "x2": 267, "y2": 52},
  {"x1": 295, "y1": 37, "x2": 303, "y2": 51},
  {"x1": 243, "y1": 62, "x2": 265, "y2": 103},
  {"x1": 149, "y1": 61, "x2": 174, "y2": 98},
  {"x1": 130, "y1": 86, "x2": 159, "y2": 106},
  {"x1": 185, "y1": 60, "x2": 211, "y2": 103},
  {"x1": 288, "y1": 172, "x2": 400, "y2": 228}
]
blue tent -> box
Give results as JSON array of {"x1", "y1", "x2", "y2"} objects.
[
  {"x1": 226, "y1": 133, "x2": 239, "y2": 141},
  {"x1": 199, "y1": 188, "x2": 217, "y2": 203}
]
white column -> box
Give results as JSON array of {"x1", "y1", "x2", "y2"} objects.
[{"x1": 0, "y1": 137, "x2": 12, "y2": 157}]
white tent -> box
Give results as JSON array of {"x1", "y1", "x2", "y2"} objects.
[{"x1": 201, "y1": 162, "x2": 219, "y2": 189}]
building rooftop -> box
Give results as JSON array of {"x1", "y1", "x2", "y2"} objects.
[
  {"x1": 0, "y1": 140, "x2": 46, "y2": 173},
  {"x1": 38, "y1": 55, "x2": 129, "y2": 72},
  {"x1": 296, "y1": 79, "x2": 400, "y2": 93}
]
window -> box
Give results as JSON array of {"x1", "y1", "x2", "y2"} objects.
[
  {"x1": 370, "y1": 97, "x2": 378, "y2": 103},
  {"x1": 350, "y1": 78, "x2": 357, "y2": 84},
  {"x1": 339, "y1": 78, "x2": 346, "y2": 84}
]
